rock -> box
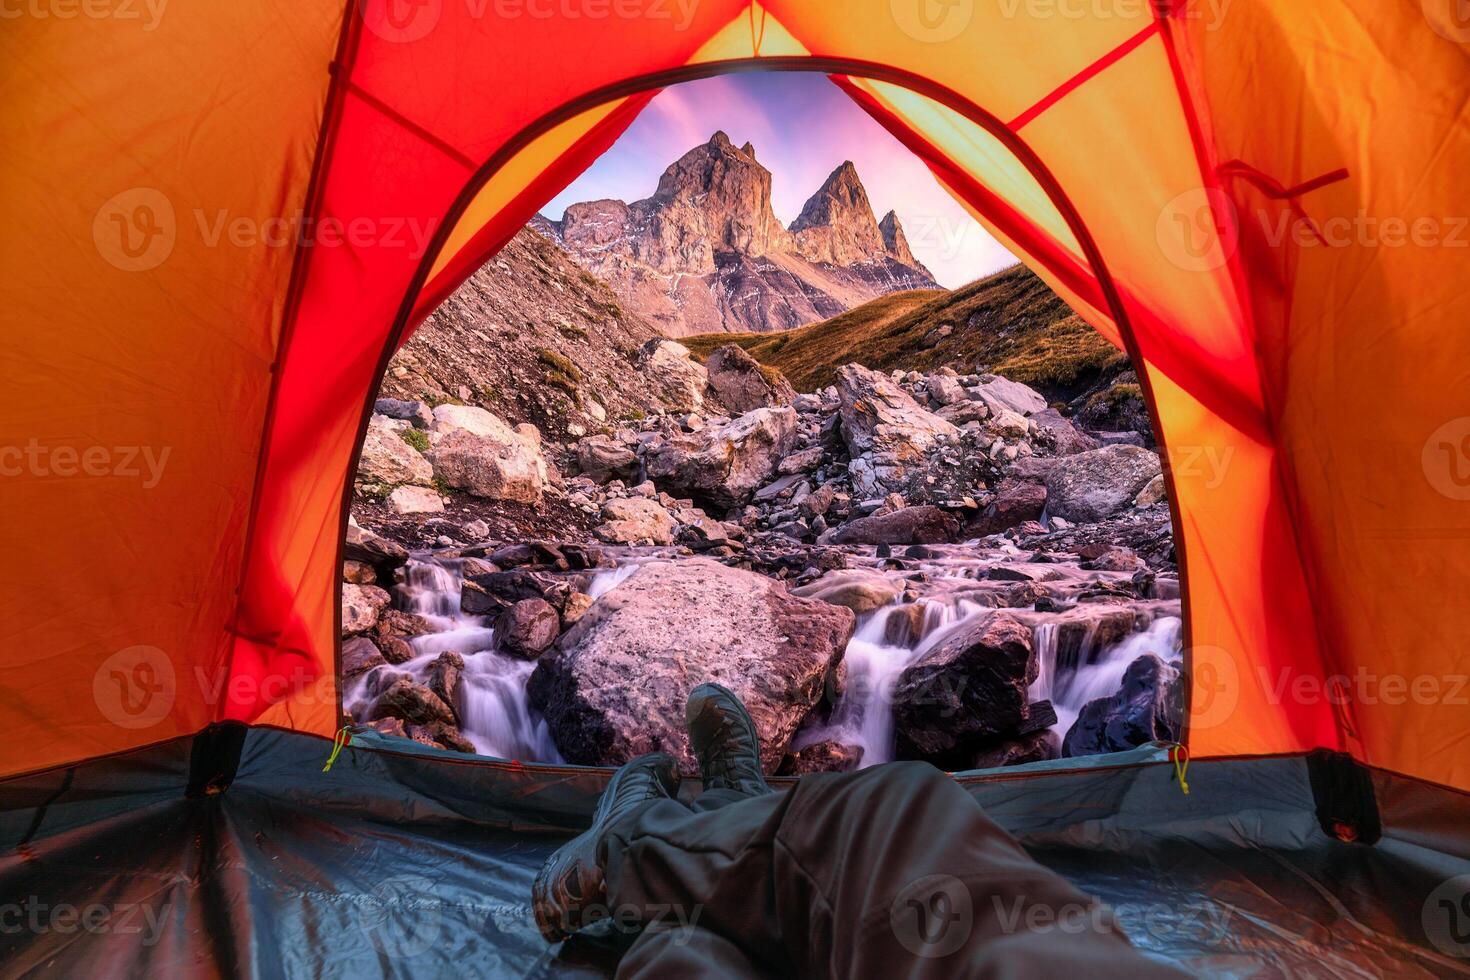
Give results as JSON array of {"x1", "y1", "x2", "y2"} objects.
[
  {"x1": 561, "y1": 591, "x2": 595, "y2": 625},
  {"x1": 344, "y1": 518, "x2": 409, "y2": 573},
  {"x1": 927, "y1": 375, "x2": 968, "y2": 406},
  {"x1": 358, "y1": 415, "x2": 433, "y2": 487},
  {"x1": 970, "y1": 729, "x2": 1060, "y2": 769},
  {"x1": 986, "y1": 409, "x2": 1030, "y2": 440},
  {"x1": 644, "y1": 407, "x2": 798, "y2": 509},
  {"x1": 462, "y1": 519, "x2": 490, "y2": 541},
  {"x1": 971, "y1": 478, "x2": 1046, "y2": 535},
  {"x1": 431, "y1": 416, "x2": 548, "y2": 504},
  {"x1": 777, "y1": 445, "x2": 825, "y2": 475},
  {"x1": 576, "y1": 435, "x2": 639, "y2": 483},
  {"x1": 1030, "y1": 408, "x2": 1099, "y2": 456},
  {"x1": 778, "y1": 740, "x2": 864, "y2": 775},
  {"x1": 595, "y1": 497, "x2": 678, "y2": 546},
  {"x1": 829, "y1": 505, "x2": 960, "y2": 546},
  {"x1": 935, "y1": 401, "x2": 990, "y2": 426},
  {"x1": 375, "y1": 608, "x2": 433, "y2": 638},
  {"x1": 970, "y1": 374, "x2": 1047, "y2": 417},
  {"x1": 638, "y1": 339, "x2": 710, "y2": 412},
  {"x1": 1063, "y1": 654, "x2": 1183, "y2": 756},
  {"x1": 753, "y1": 473, "x2": 805, "y2": 503},
  {"x1": 798, "y1": 483, "x2": 837, "y2": 520},
  {"x1": 407, "y1": 720, "x2": 476, "y2": 754},
  {"x1": 527, "y1": 559, "x2": 854, "y2": 773},
  {"x1": 1044, "y1": 445, "x2": 1162, "y2": 523},
  {"x1": 342, "y1": 636, "x2": 387, "y2": 678},
  {"x1": 374, "y1": 397, "x2": 434, "y2": 428},
  {"x1": 368, "y1": 677, "x2": 456, "y2": 726},
  {"x1": 378, "y1": 636, "x2": 414, "y2": 664},
  {"x1": 342, "y1": 560, "x2": 376, "y2": 585},
  {"x1": 426, "y1": 651, "x2": 464, "y2": 720},
  {"x1": 496, "y1": 598, "x2": 561, "y2": 659},
  {"x1": 791, "y1": 568, "x2": 902, "y2": 615},
  {"x1": 892, "y1": 613, "x2": 1037, "y2": 762},
  {"x1": 461, "y1": 568, "x2": 571, "y2": 616},
  {"x1": 1134, "y1": 473, "x2": 1167, "y2": 507},
  {"x1": 488, "y1": 541, "x2": 565, "y2": 569},
  {"x1": 370, "y1": 716, "x2": 407, "y2": 738},
  {"x1": 341, "y1": 583, "x2": 392, "y2": 635},
  {"x1": 837, "y1": 364, "x2": 959, "y2": 463},
  {"x1": 705, "y1": 344, "x2": 795, "y2": 412},
  {"x1": 1081, "y1": 547, "x2": 1146, "y2": 573},
  {"x1": 387, "y1": 484, "x2": 444, "y2": 514}
]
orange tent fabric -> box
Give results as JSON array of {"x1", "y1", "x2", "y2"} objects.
[{"x1": 3, "y1": 1, "x2": 1467, "y2": 793}]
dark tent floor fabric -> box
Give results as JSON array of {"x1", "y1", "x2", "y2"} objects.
[{"x1": 2, "y1": 730, "x2": 1467, "y2": 977}]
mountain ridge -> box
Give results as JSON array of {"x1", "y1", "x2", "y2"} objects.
[{"x1": 535, "y1": 132, "x2": 939, "y2": 336}]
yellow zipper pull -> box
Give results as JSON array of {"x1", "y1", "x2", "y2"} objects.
[
  {"x1": 322, "y1": 725, "x2": 352, "y2": 773},
  {"x1": 1168, "y1": 743, "x2": 1190, "y2": 795}
]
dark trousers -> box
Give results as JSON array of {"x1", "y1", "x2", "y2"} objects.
[{"x1": 597, "y1": 762, "x2": 1190, "y2": 979}]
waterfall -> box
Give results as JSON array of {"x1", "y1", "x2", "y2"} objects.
[
  {"x1": 1047, "y1": 616, "x2": 1182, "y2": 737},
  {"x1": 346, "y1": 556, "x2": 561, "y2": 762}
]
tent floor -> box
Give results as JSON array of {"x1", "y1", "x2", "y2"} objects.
[{"x1": 2, "y1": 729, "x2": 1467, "y2": 977}]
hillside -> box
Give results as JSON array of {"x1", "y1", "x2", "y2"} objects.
[
  {"x1": 381, "y1": 227, "x2": 686, "y2": 441},
  {"x1": 535, "y1": 132, "x2": 937, "y2": 336},
  {"x1": 684, "y1": 264, "x2": 1131, "y2": 405}
]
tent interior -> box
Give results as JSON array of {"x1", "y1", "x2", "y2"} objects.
[{"x1": 3, "y1": 1, "x2": 1469, "y2": 975}]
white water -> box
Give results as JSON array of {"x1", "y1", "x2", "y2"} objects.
[
  {"x1": 351, "y1": 554, "x2": 1182, "y2": 768},
  {"x1": 346, "y1": 557, "x2": 561, "y2": 762},
  {"x1": 1048, "y1": 616, "x2": 1182, "y2": 736},
  {"x1": 797, "y1": 594, "x2": 1183, "y2": 768}
]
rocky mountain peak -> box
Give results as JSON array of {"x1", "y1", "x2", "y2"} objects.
[
  {"x1": 790, "y1": 160, "x2": 889, "y2": 267},
  {"x1": 878, "y1": 210, "x2": 919, "y2": 266},
  {"x1": 540, "y1": 133, "x2": 938, "y2": 335}
]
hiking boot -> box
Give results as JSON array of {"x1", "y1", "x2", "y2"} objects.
[
  {"x1": 531, "y1": 752, "x2": 680, "y2": 942},
  {"x1": 686, "y1": 682, "x2": 772, "y2": 797}
]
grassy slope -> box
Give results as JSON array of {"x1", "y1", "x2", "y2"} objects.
[{"x1": 684, "y1": 264, "x2": 1128, "y2": 400}]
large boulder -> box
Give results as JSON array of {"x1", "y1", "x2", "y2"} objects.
[
  {"x1": 891, "y1": 613, "x2": 1038, "y2": 762},
  {"x1": 638, "y1": 339, "x2": 710, "y2": 412},
  {"x1": 970, "y1": 375, "x2": 1047, "y2": 417},
  {"x1": 387, "y1": 485, "x2": 444, "y2": 514},
  {"x1": 594, "y1": 497, "x2": 677, "y2": 546},
  {"x1": 704, "y1": 344, "x2": 795, "y2": 413},
  {"x1": 828, "y1": 505, "x2": 960, "y2": 546},
  {"x1": 527, "y1": 559, "x2": 854, "y2": 773},
  {"x1": 429, "y1": 406, "x2": 549, "y2": 504},
  {"x1": 576, "y1": 435, "x2": 639, "y2": 484},
  {"x1": 358, "y1": 415, "x2": 433, "y2": 487},
  {"x1": 495, "y1": 598, "x2": 561, "y2": 659},
  {"x1": 837, "y1": 364, "x2": 959, "y2": 460},
  {"x1": 1062, "y1": 654, "x2": 1183, "y2": 757},
  {"x1": 1044, "y1": 445, "x2": 1162, "y2": 523},
  {"x1": 643, "y1": 407, "x2": 798, "y2": 509}
]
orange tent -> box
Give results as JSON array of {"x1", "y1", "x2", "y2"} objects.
[{"x1": 3, "y1": 1, "x2": 1469, "y2": 972}]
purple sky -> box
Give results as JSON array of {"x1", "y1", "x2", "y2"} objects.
[{"x1": 542, "y1": 73, "x2": 1016, "y2": 289}]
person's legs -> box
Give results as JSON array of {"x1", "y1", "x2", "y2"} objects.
[{"x1": 602, "y1": 762, "x2": 1190, "y2": 979}]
